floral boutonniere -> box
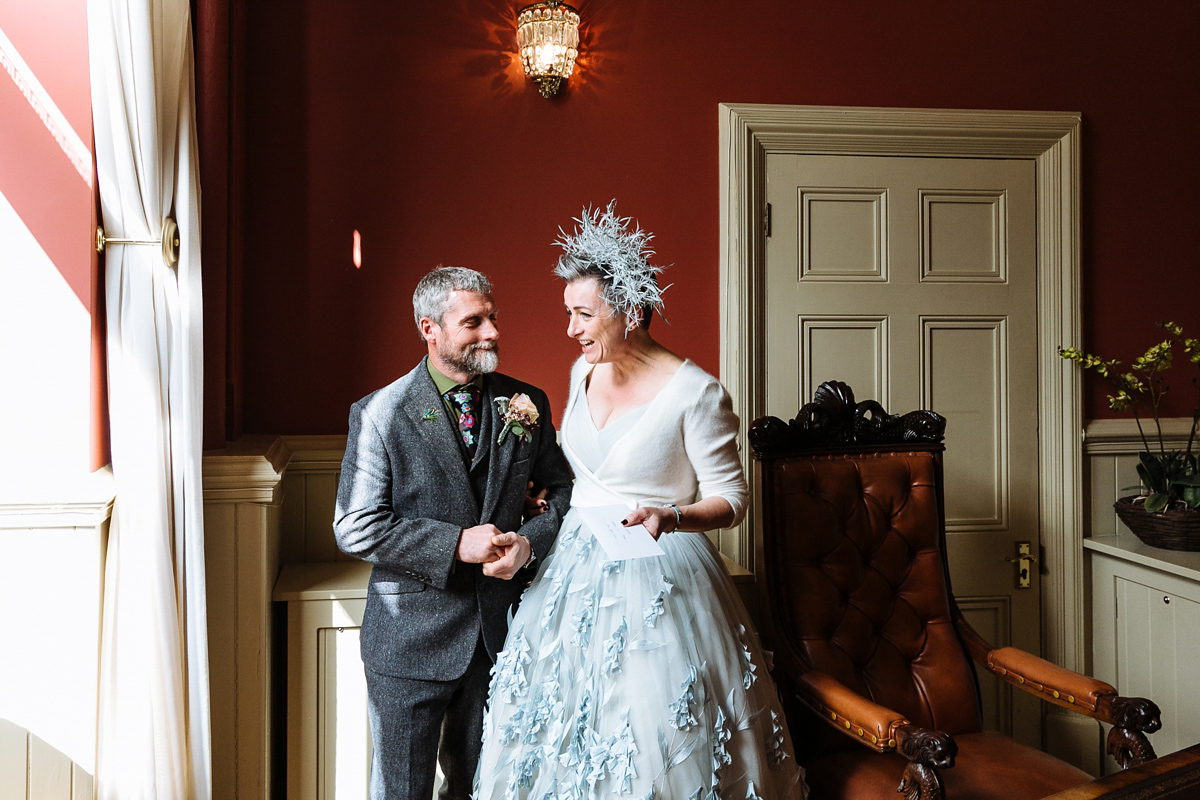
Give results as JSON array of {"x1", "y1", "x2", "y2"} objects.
[
  {"x1": 495, "y1": 393, "x2": 539, "y2": 445},
  {"x1": 421, "y1": 407, "x2": 439, "y2": 421}
]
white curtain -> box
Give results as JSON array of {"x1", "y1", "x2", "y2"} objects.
[{"x1": 88, "y1": 0, "x2": 210, "y2": 797}]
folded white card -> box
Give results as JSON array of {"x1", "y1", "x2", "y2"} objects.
[{"x1": 576, "y1": 504, "x2": 666, "y2": 560}]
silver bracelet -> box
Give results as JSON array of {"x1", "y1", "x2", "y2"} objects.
[{"x1": 666, "y1": 504, "x2": 682, "y2": 532}]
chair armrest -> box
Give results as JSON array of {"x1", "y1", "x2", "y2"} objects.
[
  {"x1": 796, "y1": 671, "x2": 957, "y2": 800},
  {"x1": 986, "y1": 646, "x2": 1117, "y2": 714},
  {"x1": 987, "y1": 648, "x2": 1161, "y2": 768},
  {"x1": 796, "y1": 669, "x2": 913, "y2": 752},
  {"x1": 953, "y1": 609, "x2": 1161, "y2": 768},
  {"x1": 954, "y1": 607, "x2": 1115, "y2": 713}
]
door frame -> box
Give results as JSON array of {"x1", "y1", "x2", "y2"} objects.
[{"x1": 718, "y1": 104, "x2": 1085, "y2": 675}]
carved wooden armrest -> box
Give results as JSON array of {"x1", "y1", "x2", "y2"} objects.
[
  {"x1": 954, "y1": 610, "x2": 1161, "y2": 768},
  {"x1": 798, "y1": 671, "x2": 957, "y2": 800},
  {"x1": 1096, "y1": 694, "x2": 1163, "y2": 768}
]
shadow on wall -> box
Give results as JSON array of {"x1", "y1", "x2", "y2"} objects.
[{"x1": 0, "y1": 718, "x2": 93, "y2": 798}]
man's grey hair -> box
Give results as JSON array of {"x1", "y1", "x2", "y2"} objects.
[{"x1": 412, "y1": 267, "x2": 494, "y2": 335}]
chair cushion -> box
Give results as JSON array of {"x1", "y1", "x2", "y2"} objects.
[{"x1": 801, "y1": 731, "x2": 1092, "y2": 800}]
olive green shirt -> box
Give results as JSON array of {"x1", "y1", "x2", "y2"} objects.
[{"x1": 426, "y1": 358, "x2": 484, "y2": 420}]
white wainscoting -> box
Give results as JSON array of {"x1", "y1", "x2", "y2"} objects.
[
  {"x1": 0, "y1": 720, "x2": 94, "y2": 800},
  {"x1": 0, "y1": 470, "x2": 112, "y2": 799},
  {"x1": 203, "y1": 436, "x2": 289, "y2": 800}
]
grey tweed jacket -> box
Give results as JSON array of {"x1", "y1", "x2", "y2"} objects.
[{"x1": 334, "y1": 358, "x2": 573, "y2": 681}]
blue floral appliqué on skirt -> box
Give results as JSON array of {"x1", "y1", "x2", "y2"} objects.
[{"x1": 474, "y1": 510, "x2": 807, "y2": 799}]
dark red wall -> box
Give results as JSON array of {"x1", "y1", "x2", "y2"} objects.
[{"x1": 221, "y1": 0, "x2": 1200, "y2": 440}]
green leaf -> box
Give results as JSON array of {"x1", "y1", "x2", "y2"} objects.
[
  {"x1": 1144, "y1": 493, "x2": 1170, "y2": 513},
  {"x1": 1138, "y1": 453, "x2": 1168, "y2": 493},
  {"x1": 1181, "y1": 486, "x2": 1200, "y2": 510},
  {"x1": 1173, "y1": 475, "x2": 1200, "y2": 487}
]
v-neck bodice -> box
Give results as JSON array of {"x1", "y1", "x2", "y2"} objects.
[
  {"x1": 566, "y1": 396, "x2": 649, "y2": 473},
  {"x1": 559, "y1": 356, "x2": 749, "y2": 518}
]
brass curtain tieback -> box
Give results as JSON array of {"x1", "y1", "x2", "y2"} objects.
[{"x1": 96, "y1": 216, "x2": 180, "y2": 267}]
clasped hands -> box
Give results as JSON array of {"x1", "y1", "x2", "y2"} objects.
[{"x1": 457, "y1": 524, "x2": 531, "y2": 580}]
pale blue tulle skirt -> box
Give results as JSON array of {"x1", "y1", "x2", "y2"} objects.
[{"x1": 473, "y1": 508, "x2": 807, "y2": 800}]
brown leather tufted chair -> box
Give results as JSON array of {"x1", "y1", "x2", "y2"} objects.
[{"x1": 750, "y1": 382, "x2": 1161, "y2": 800}]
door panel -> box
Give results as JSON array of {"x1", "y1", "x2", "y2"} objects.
[{"x1": 765, "y1": 152, "x2": 1041, "y2": 744}]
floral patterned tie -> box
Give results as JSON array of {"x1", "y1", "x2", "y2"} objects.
[{"x1": 447, "y1": 384, "x2": 481, "y2": 457}]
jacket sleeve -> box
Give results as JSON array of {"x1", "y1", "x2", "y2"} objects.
[
  {"x1": 515, "y1": 389, "x2": 573, "y2": 565},
  {"x1": 333, "y1": 401, "x2": 461, "y2": 590}
]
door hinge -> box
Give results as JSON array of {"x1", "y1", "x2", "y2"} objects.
[{"x1": 763, "y1": 203, "x2": 771, "y2": 238}]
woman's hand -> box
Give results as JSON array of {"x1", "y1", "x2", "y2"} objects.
[
  {"x1": 523, "y1": 481, "x2": 549, "y2": 522},
  {"x1": 622, "y1": 506, "x2": 676, "y2": 540}
]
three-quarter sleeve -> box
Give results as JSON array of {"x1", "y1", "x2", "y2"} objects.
[{"x1": 682, "y1": 377, "x2": 749, "y2": 526}]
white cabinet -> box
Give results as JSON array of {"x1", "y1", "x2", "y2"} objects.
[
  {"x1": 1087, "y1": 534, "x2": 1200, "y2": 769},
  {"x1": 274, "y1": 561, "x2": 372, "y2": 800}
]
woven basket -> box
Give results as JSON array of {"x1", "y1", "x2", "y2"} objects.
[{"x1": 1114, "y1": 496, "x2": 1200, "y2": 552}]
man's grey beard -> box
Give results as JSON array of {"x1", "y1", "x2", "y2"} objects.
[{"x1": 439, "y1": 341, "x2": 499, "y2": 377}]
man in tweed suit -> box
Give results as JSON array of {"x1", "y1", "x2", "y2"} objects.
[{"x1": 335, "y1": 267, "x2": 573, "y2": 800}]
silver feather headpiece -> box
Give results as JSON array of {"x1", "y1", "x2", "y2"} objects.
[{"x1": 554, "y1": 201, "x2": 670, "y2": 324}]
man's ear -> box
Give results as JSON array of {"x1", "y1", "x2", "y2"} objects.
[{"x1": 418, "y1": 317, "x2": 438, "y2": 344}]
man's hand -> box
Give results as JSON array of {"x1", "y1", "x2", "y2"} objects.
[
  {"x1": 457, "y1": 524, "x2": 506, "y2": 564},
  {"x1": 482, "y1": 531, "x2": 531, "y2": 580}
]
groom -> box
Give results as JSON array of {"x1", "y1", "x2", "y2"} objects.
[{"x1": 334, "y1": 267, "x2": 573, "y2": 800}]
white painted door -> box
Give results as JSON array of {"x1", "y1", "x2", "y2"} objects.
[{"x1": 765, "y1": 153, "x2": 1041, "y2": 744}]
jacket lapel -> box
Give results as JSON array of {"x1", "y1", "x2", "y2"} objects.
[
  {"x1": 401, "y1": 364, "x2": 479, "y2": 516},
  {"x1": 479, "y1": 377, "x2": 514, "y2": 523}
]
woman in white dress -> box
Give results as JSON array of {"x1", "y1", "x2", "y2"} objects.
[{"x1": 474, "y1": 204, "x2": 807, "y2": 800}]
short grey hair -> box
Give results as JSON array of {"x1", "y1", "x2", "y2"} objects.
[{"x1": 412, "y1": 267, "x2": 494, "y2": 335}]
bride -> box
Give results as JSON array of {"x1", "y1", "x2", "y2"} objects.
[{"x1": 473, "y1": 203, "x2": 807, "y2": 800}]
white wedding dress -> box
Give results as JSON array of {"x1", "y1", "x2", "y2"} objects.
[{"x1": 473, "y1": 359, "x2": 807, "y2": 800}]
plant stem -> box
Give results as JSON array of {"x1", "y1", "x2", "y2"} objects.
[
  {"x1": 1151, "y1": 361, "x2": 1166, "y2": 459},
  {"x1": 1187, "y1": 377, "x2": 1198, "y2": 462},
  {"x1": 1130, "y1": 403, "x2": 1151, "y2": 454}
]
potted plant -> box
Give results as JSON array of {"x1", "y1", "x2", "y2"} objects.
[{"x1": 1060, "y1": 321, "x2": 1200, "y2": 551}]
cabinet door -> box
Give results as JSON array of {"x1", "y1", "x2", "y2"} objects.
[
  {"x1": 318, "y1": 625, "x2": 371, "y2": 800},
  {"x1": 1092, "y1": 553, "x2": 1200, "y2": 770},
  {"x1": 288, "y1": 597, "x2": 369, "y2": 800}
]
